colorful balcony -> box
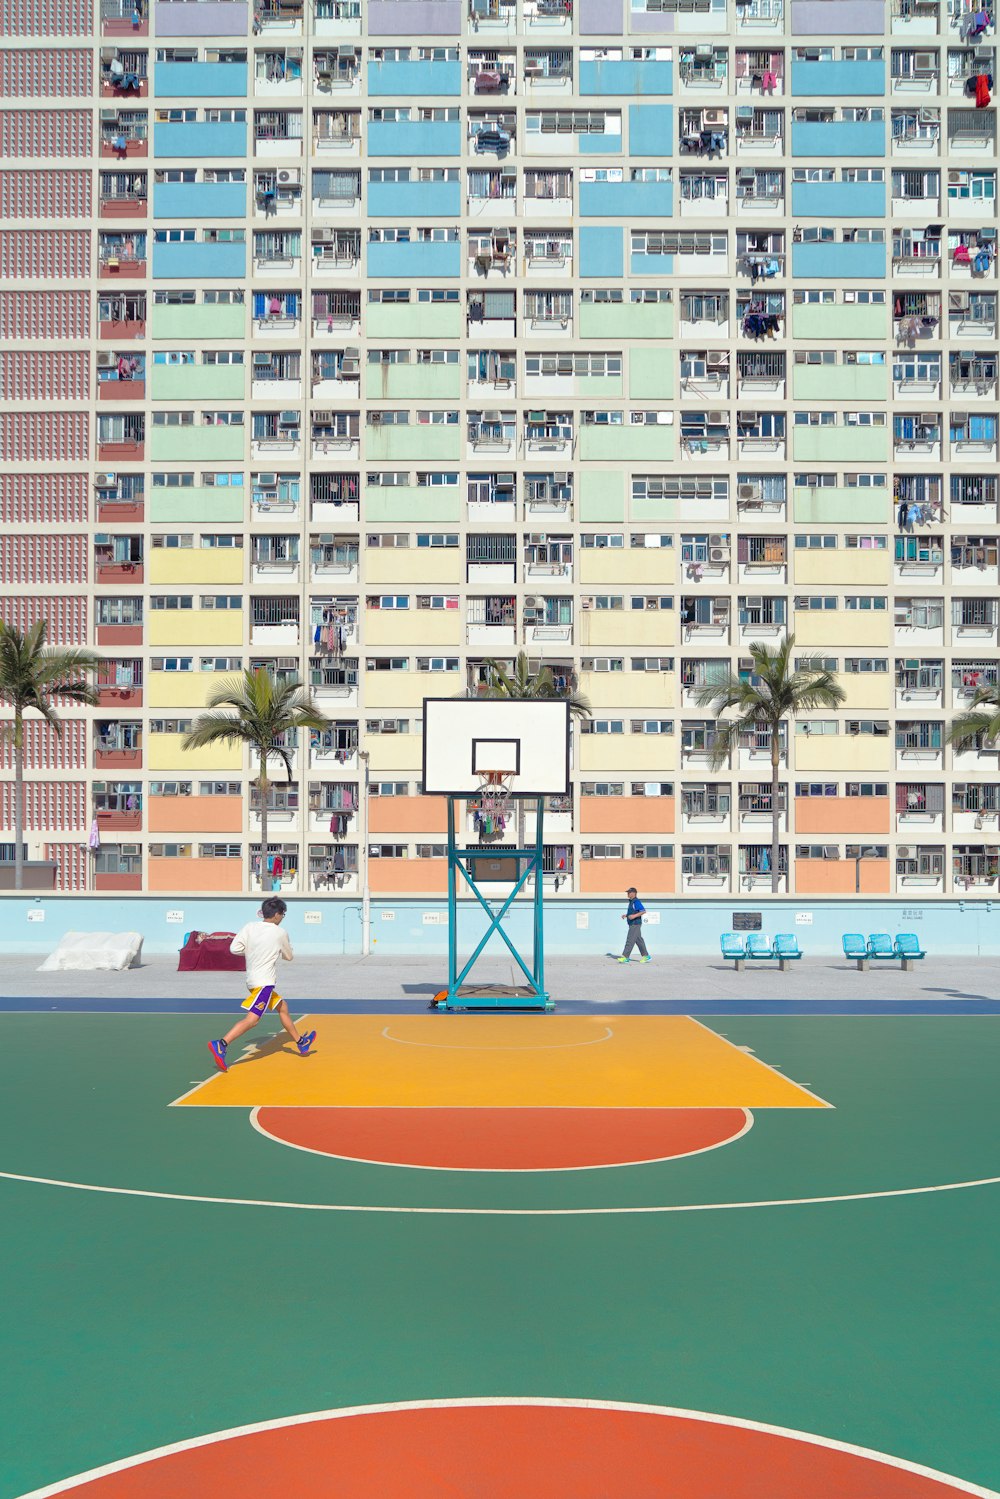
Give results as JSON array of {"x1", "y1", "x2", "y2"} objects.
[
  {"x1": 153, "y1": 182, "x2": 246, "y2": 218},
  {"x1": 792, "y1": 241, "x2": 887, "y2": 278},
  {"x1": 366, "y1": 0, "x2": 462, "y2": 33},
  {"x1": 790, "y1": 58, "x2": 885, "y2": 94},
  {"x1": 367, "y1": 58, "x2": 461, "y2": 94},
  {"x1": 790, "y1": 0, "x2": 885, "y2": 32},
  {"x1": 153, "y1": 121, "x2": 247, "y2": 158},
  {"x1": 366, "y1": 240, "x2": 461, "y2": 278},
  {"x1": 153, "y1": 0, "x2": 250, "y2": 35},
  {"x1": 367, "y1": 119, "x2": 462, "y2": 156},
  {"x1": 791, "y1": 118, "x2": 886, "y2": 156},
  {"x1": 151, "y1": 241, "x2": 246, "y2": 278},
  {"x1": 367, "y1": 180, "x2": 461, "y2": 216},
  {"x1": 579, "y1": 179, "x2": 673, "y2": 217},
  {"x1": 150, "y1": 300, "x2": 245, "y2": 339},
  {"x1": 791, "y1": 181, "x2": 886, "y2": 217},
  {"x1": 155, "y1": 61, "x2": 248, "y2": 96},
  {"x1": 579, "y1": 58, "x2": 673, "y2": 95}
]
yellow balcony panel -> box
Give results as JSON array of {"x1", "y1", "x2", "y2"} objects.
[
  {"x1": 579, "y1": 611, "x2": 677, "y2": 648},
  {"x1": 839, "y1": 674, "x2": 893, "y2": 712},
  {"x1": 364, "y1": 671, "x2": 447, "y2": 709},
  {"x1": 148, "y1": 549, "x2": 245, "y2": 587},
  {"x1": 793, "y1": 611, "x2": 891, "y2": 649},
  {"x1": 365, "y1": 735, "x2": 423, "y2": 774},
  {"x1": 794, "y1": 551, "x2": 890, "y2": 588},
  {"x1": 794, "y1": 735, "x2": 892, "y2": 773},
  {"x1": 364, "y1": 610, "x2": 461, "y2": 647},
  {"x1": 579, "y1": 736, "x2": 675, "y2": 773},
  {"x1": 364, "y1": 550, "x2": 463, "y2": 587},
  {"x1": 147, "y1": 733, "x2": 244, "y2": 773},
  {"x1": 579, "y1": 550, "x2": 674, "y2": 587},
  {"x1": 147, "y1": 672, "x2": 222, "y2": 710},
  {"x1": 579, "y1": 671, "x2": 675, "y2": 710},
  {"x1": 148, "y1": 609, "x2": 244, "y2": 648}
]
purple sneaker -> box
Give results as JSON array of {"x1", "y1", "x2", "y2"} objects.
[{"x1": 297, "y1": 1029, "x2": 316, "y2": 1056}]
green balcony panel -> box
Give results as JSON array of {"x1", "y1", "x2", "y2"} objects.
[
  {"x1": 364, "y1": 486, "x2": 461, "y2": 524},
  {"x1": 363, "y1": 363, "x2": 462, "y2": 400},
  {"x1": 152, "y1": 365, "x2": 245, "y2": 400},
  {"x1": 791, "y1": 303, "x2": 888, "y2": 341},
  {"x1": 150, "y1": 426, "x2": 246, "y2": 462},
  {"x1": 792, "y1": 364, "x2": 888, "y2": 402},
  {"x1": 365, "y1": 303, "x2": 463, "y2": 340},
  {"x1": 148, "y1": 486, "x2": 246, "y2": 524},
  {"x1": 792, "y1": 427, "x2": 887, "y2": 463},
  {"x1": 578, "y1": 300, "x2": 673, "y2": 342},
  {"x1": 628, "y1": 347, "x2": 673, "y2": 400},
  {"x1": 630, "y1": 494, "x2": 679, "y2": 524},
  {"x1": 151, "y1": 303, "x2": 246, "y2": 340},
  {"x1": 579, "y1": 425, "x2": 675, "y2": 462},
  {"x1": 579, "y1": 468, "x2": 625, "y2": 523},
  {"x1": 365, "y1": 425, "x2": 461, "y2": 462},
  {"x1": 792, "y1": 486, "x2": 889, "y2": 525}
]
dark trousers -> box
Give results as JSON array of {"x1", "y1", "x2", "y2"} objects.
[{"x1": 622, "y1": 923, "x2": 648, "y2": 959}]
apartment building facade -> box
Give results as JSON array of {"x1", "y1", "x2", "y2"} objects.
[{"x1": 0, "y1": 0, "x2": 998, "y2": 900}]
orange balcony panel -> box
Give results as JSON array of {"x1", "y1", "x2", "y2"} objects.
[
  {"x1": 99, "y1": 380, "x2": 145, "y2": 402},
  {"x1": 95, "y1": 871, "x2": 143, "y2": 891},
  {"x1": 101, "y1": 79, "x2": 148, "y2": 97},
  {"x1": 148, "y1": 858, "x2": 244, "y2": 893},
  {"x1": 97, "y1": 500, "x2": 145, "y2": 522},
  {"x1": 100, "y1": 140, "x2": 148, "y2": 158},
  {"x1": 100, "y1": 319, "x2": 146, "y2": 340},
  {"x1": 99, "y1": 260, "x2": 147, "y2": 280},
  {"x1": 100, "y1": 198, "x2": 148, "y2": 220},
  {"x1": 368, "y1": 859, "x2": 448, "y2": 895},
  {"x1": 97, "y1": 442, "x2": 144, "y2": 462},
  {"x1": 96, "y1": 562, "x2": 144, "y2": 583},
  {"x1": 102, "y1": 17, "x2": 149, "y2": 34},
  {"x1": 97, "y1": 685, "x2": 143, "y2": 708},
  {"x1": 581, "y1": 859, "x2": 675, "y2": 896},
  {"x1": 148, "y1": 794, "x2": 244, "y2": 835},
  {"x1": 795, "y1": 858, "x2": 891, "y2": 896},
  {"x1": 95, "y1": 746, "x2": 142, "y2": 771},
  {"x1": 369, "y1": 795, "x2": 448, "y2": 835},
  {"x1": 96, "y1": 808, "x2": 142, "y2": 832},
  {"x1": 97, "y1": 625, "x2": 143, "y2": 647},
  {"x1": 794, "y1": 796, "x2": 890, "y2": 837},
  {"x1": 580, "y1": 797, "x2": 675, "y2": 836}
]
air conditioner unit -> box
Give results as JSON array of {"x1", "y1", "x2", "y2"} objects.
[
  {"x1": 277, "y1": 168, "x2": 301, "y2": 186},
  {"x1": 120, "y1": 843, "x2": 140, "y2": 857},
  {"x1": 710, "y1": 547, "x2": 728, "y2": 563},
  {"x1": 897, "y1": 845, "x2": 914, "y2": 859},
  {"x1": 738, "y1": 483, "x2": 760, "y2": 501},
  {"x1": 253, "y1": 352, "x2": 273, "y2": 366},
  {"x1": 100, "y1": 109, "x2": 119, "y2": 122},
  {"x1": 580, "y1": 597, "x2": 593, "y2": 610},
  {"x1": 526, "y1": 595, "x2": 547, "y2": 609},
  {"x1": 706, "y1": 410, "x2": 726, "y2": 424},
  {"x1": 737, "y1": 167, "x2": 756, "y2": 181},
  {"x1": 930, "y1": 547, "x2": 944, "y2": 564},
  {"x1": 314, "y1": 228, "x2": 335, "y2": 243},
  {"x1": 95, "y1": 472, "x2": 117, "y2": 488},
  {"x1": 257, "y1": 472, "x2": 278, "y2": 486},
  {"x1": 914, "y1": 51, "x2": 937, "y2": 70},
  {"x1": 550, "y1": 470, "x2": 570, "y2": 483},
  {"x1": 279, "y1": 410, "x2": 300, "y2": 425},
  {"x1": 948, "y1": 169, "x2": 965, "y2": 184},
  {"x1": 709, "y1": 533, "x2": 728, "y2": 546},
  {"x1": 974, "y1": 47, "x2": 994, "y2": 62},
  {"x1": 312, "y1": 410, "x2": 333, "y2": 423},
  {"x1": 96, "y1": 352, "x2": 117, "y2": 369},
  {"x1": 919, "y1": 411, "x2": 938, "y2": 425},
  {"x1": 497, "y1": 471, "x2": 516, "y2": 485}
]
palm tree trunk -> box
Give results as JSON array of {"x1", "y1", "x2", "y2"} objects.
[
  {"x1": 258, "y1": 747, "x2": 269, "y2": 894},
  {"x1": 770, "y1": 727, "x2": 781, "y2": 897},
  {"x1": 13, "y1": 707, "x2": 24, "y2": 892}
]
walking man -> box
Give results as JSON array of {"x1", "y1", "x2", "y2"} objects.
[{"x1": 618, "y1": 887, "x2": 652, "y2": 963}]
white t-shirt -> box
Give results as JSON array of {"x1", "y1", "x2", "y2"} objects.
[{"x1": 230, "y1": 921, "x2": 293, "y2": 988}]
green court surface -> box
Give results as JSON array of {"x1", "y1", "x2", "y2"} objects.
[{"x1": 1, "y1": 1012, "x2": 998, "y2": 1498}]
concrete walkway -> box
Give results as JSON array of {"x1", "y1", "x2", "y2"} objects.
[{"x1": 2, "y1": 951, "x2": 996, "y2": 1006}]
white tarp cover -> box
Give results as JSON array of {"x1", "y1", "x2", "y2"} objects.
[{"x1": 38, "y1": 931, "x2": 144, "y2": 972}]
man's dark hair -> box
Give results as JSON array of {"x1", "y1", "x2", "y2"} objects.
[
  {"x1": 261, "y1": 896, "x2": 288, "y2": 919},
  {"x1": 627, "y1": 887, "x2": 637, "y2": 895}
]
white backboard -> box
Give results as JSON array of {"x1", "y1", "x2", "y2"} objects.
[{"x1": 422, "y1": 698, "x2": 571, "y2": 797}]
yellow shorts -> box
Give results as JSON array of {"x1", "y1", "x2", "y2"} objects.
[{"x1": 242, "y1": 984, "x2": 283, "y2": 1015}]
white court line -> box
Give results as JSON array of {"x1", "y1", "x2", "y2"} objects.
[
  {"x1": 380, "y1": 1024, "x2": 614, "y2": 1051},
  {"x1": 686, "y1": 1013, "x2": 835, "y2": 1109},
  {"x1": 247, "y1": 1106, "x2": 754, "y2": 1173},
  {"x1": 12, "y1": 1396, "x2": 999, "y2": 1499},
  {"x1": 1, "y1": 1166, "x2": 998, "y2": 1216}
]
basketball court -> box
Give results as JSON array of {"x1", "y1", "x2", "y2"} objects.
[{"x1": 1, "y1": 704, "x2": 998, "y2": 1496}]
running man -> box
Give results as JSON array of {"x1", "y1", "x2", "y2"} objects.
[
  {"x1": 207, "y1": 896, "x2": 316, "y2": 1072},
  {"x1": 618, "y1": 887, "x2": 652, "y2": 963}
]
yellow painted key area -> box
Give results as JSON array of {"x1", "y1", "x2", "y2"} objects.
[{"x1": 175, "y1": 1015, "x2": 828, "y2": 1110}]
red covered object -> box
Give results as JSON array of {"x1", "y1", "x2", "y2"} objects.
[
  {"x1": 177, "y1": 931, "x2": 246, "y2": 972},
  {"x1": 975, "y1": 73, "x2": 991, "y2": 108}
]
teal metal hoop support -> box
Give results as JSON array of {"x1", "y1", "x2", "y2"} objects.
[{"x1": 436, "y1": 795, "x2": 551, "y2": 1011}]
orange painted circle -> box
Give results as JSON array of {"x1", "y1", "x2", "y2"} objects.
[
  {"x1": 54, "y1": 1403, "x2": 982, "y2": 1498},
  {"x1": 254, "y1": 1106, "x2": 750, "y2": 1170}
]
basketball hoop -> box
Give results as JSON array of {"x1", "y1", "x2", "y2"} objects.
[{"x1": 476, "y1": 769, "x2": 514, "y2": 841}]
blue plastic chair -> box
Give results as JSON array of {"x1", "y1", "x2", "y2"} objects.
[
  {"x1": 894, "y1": 932, "x2": 926, "y2": 968},
  {"x1": 773, "y1": 933, "x2": 802, "y2": 961},
  {"x1": 746, "y1": 933, "x2": 774, "y2": 960},
  {"x1": 867, "y1": 933, "x2": 896, "y2": 960},
  {"x1": 843, "y1": 933, "x2": 869, "y2": 970},
  {"x1": 721, "y1": 933, "x2": 747, "y2": 969}
]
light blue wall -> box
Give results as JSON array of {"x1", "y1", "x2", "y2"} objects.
[
  {"x1": 790, "y1": 59, "x2": 885, "y2": 95},
  {"x1": 579, "y1": 58, "x2": 672, "y2": 96},
  {"x1": 366, "y1": 240, "x2": 461, "y2": 277},
  {"x1": 154, "y1": 61, "x2": 248, "y2": 97},
  {"x1": 367, "y1": 120, "x2": 462, "y2": 157},
  {"x1": 2, "y1": 896, "x2": 998, "y2": 956},
  {"x1": 791, "y1": 119, "x2": 885, "y2": 157},
  {"x1": 580, "y1": 179, "x2": 672, "y2": 217},
  {"x1": 152, "y1": 240, "x2": 246, "y2": 278},
  {"x1": 367, "y1": 180, "x2": 461, "y2": 217},
  {"x1": 792, "y1": 240, "x2": 887, "y2": 279},
  {"x1": 579, "y1": 130, "x2": 626, "y2": 155},
  {"x1": 628, "y1": 103, "x2": 673, "y2": 155},
  {"x1": 367, "y1": 59, "x2": 462, "y2": 95},
  {"x1": 791, "y1": 181, "x2": 886, "y2": 218},
  {"x1": 153, "y1": 121, "x2": 247, "y2": 159},
  {"x1": 630, "y1": 250, "x2": 674, "y2": 276},
  {"x1": 154, "y1": 182, "x2": 246, "y2": 218},
  {"x1": 580, "y1": 225, "x2": 623, "y2": 277}
]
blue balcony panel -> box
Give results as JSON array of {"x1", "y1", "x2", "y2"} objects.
[
  {"x1": 790, "y1": 59, "x2": 885, "y2": 95},
  {"x1": 153, "y1": 121, "x2": 247, "y2": 159},
  {"x1": 792, "y1": 241, "x2": 887, "y2": 279},
  {"x1": 366, "y1": 241, "x2": 461, "y2": 278},
  {"x1": 629, "y1": 103, "x2": 673, "y2": 155},
  {"x1": 580, "y1": 225, "x2": 624, "y2": 277},
  {"x1": 579, "y1": 59, "x2": 672, "y2": 96},
  {"x1": 791, "y1": 120, "x2": 885, "y2": 157},
  {"x1": 579, "y1": 131, "x2": 625, "y2": 155},
  {"x1": 791, "y1": 181, "x2": 886, "y2": 218},
  {"x1": 580, "y1": 180, "x2": 672, "y2": 217},
  {"x1": 629, "y1": 252, "x2": 674, "y2": 276},
  {"x1": 153, "y1": 241, "x2": 246, "y2": 279},
  {"x1": 367, "y1": 181, "x2": 461, "y2": 216},
  {"x1": 367, "y1": 59, "x2": 462, "y2": 95},
  {"x1": 154, "y1": 182, "x2": 246, "y2": 218},
  {"x1": 154, "y1": 62, "x2": 248, "y2": 97},
  {"x1": 367, "y1": 120, "x2": 462, "y2": 157}
]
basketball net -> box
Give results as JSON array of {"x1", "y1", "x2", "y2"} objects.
[{"x1": 475, "y1": 770, "x2": 515, "y2": 841}]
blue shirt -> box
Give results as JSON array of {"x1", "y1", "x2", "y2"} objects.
[{"x1": 626, "y1": 898, "x2": 646, "y2": 923}]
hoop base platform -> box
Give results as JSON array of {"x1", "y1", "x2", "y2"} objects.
[{"x1": 432, "y1": 984, "x2": 553, "y2": 1013}]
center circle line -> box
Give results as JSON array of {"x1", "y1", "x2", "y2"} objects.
[{"x1": 379, "y1": 1025, "x2": 614, "y2": 1051}]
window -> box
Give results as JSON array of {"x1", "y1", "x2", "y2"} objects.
[{"x1": 630, "y1": 720, "x2": 674, "y2": 735}]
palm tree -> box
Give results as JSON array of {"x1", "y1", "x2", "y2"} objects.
[
  {"x1": 695, "y1": 634, "x2": 845, "y2": 895},
  {"x1": 946, "y1": 683, "x2": 1000, "y2": 753},
  {"x1": 182, "y1": 668, "x2": 330, "y2": 892},
  {"x1": 0, "y1": 621, "x2": 102, "y2": 891},
  {"x1": 478, "y1": 652, "x2": 591, "y2": 861}
]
